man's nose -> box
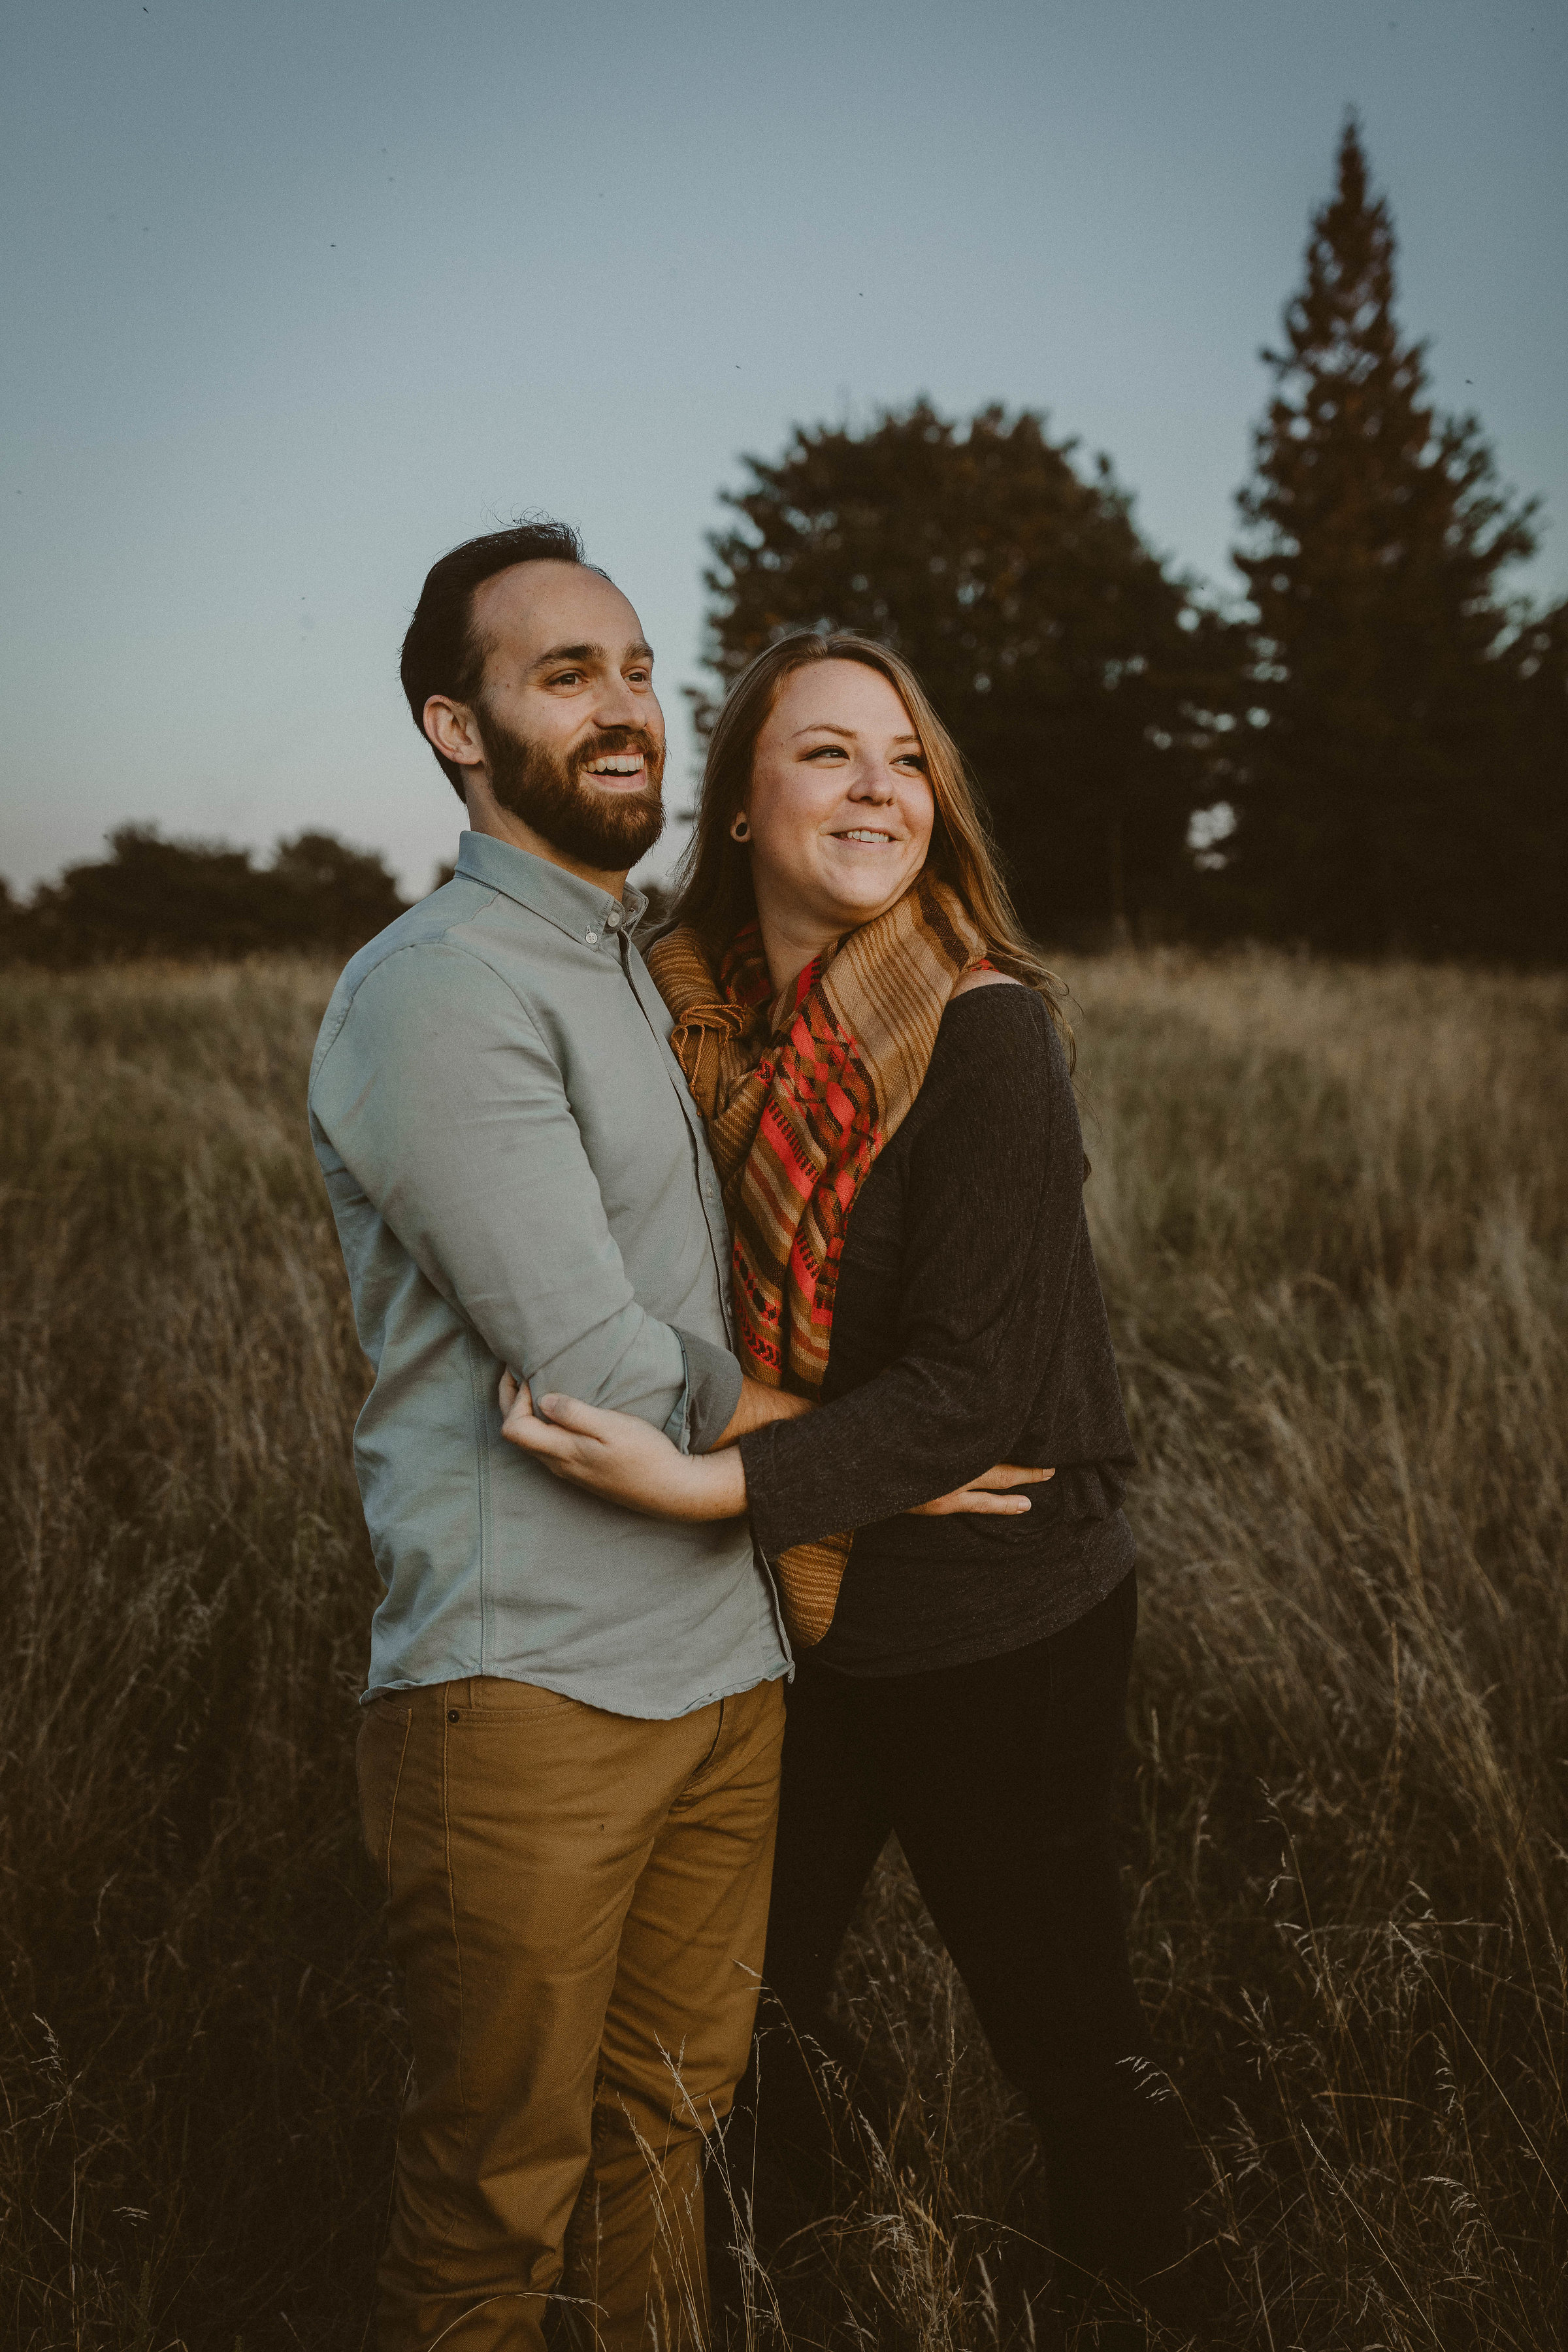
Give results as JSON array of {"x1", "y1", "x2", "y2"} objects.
[{"x1": 593, "y1": 672, "x2": 654, "y2": 732}]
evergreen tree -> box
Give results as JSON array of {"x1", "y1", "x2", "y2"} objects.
[
  {"x1": 1232, "y1": 117, "x2": 1541, "y2": 953},
  {"x1": 1494, "y1": 598, "x2": 1568, "y2": 959},
  {"x1": 700, "y1": 402, "x2": 1240, "y2": 941}
]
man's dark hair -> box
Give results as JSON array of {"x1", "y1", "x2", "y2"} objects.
[{"x1": 400, "y1": 518, "x2": 596, "y2": 798}]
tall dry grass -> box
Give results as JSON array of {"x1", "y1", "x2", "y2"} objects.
[{"x1": 1, "y1": 950, "x2": 1564, "y2": 2349}]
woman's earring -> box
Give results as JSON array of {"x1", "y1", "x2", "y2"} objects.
[{"x1": 730, "y1": 813, "x2": 751, "y2": 843}]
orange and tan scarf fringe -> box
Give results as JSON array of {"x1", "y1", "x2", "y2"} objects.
[{"x1": 647, "y1": 874, "x2": 990, "y2": 1646}]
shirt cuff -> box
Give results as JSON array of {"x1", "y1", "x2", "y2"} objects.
[{"x1": 668, "y1": 1328, "x2": 744, "y2": 1454}]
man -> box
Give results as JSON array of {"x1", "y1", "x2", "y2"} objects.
[{"x1": 308, "y1": 520, "x2": 802, "y2": 2351}]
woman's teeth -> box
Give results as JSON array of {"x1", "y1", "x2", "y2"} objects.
[{"x1": 838, "y1": 828, "x2": 894, "y2": 843}]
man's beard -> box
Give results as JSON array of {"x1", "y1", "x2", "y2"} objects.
[{"x1": 478, "y1": 706, "x2": 666, "y2": 872}]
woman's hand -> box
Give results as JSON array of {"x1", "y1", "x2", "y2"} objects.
[
  {"x1": 906, "y1": 1463, "x2": 1054, "y2": 1517},
  {"x1": 498, "y1": 1372, "x2": 749, "y2": 1522}
]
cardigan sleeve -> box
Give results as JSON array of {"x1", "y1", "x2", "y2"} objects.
[{"x1": 738, "y1": 988, "x2": 1087, "y2": 1556}]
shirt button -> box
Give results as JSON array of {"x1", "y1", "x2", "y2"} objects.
[
  {"x1": 605, "y1": 907, "x2": 622, "y2": 929},
  {"x1": 585, "y1": 930, "x2": 599, "y2": 945}
]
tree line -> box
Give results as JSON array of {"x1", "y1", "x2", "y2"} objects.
[
  {"x1": 0, "y1": 826, "x2": 407, "y2": 966},
  {"x1": 5, "y1": 120, "x2": 1561, "y2": 966}
]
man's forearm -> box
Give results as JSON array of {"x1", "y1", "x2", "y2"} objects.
[{"x1": 708, "y1": 1373, "x2": 815, "y2": 1450}]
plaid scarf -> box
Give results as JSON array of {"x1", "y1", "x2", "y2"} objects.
[{"x1": 646, "y1": 872, "x2": 989, "y2": 1645}]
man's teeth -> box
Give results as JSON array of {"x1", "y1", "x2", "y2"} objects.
[{"x1": 588, "y1": 755, "x2": 644, "y2": 774}]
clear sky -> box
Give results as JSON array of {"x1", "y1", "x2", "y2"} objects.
[{"x1": 3, "y1": 0, "x2": 1564, "y2": 901}]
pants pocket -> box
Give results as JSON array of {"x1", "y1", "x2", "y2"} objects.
[
  {"x1": 356, "y1": 1700, "x2": 413, "y2": 1895},
  {"x1": 463, "y1": 1674, "x2": 578, "y2": 1722}
]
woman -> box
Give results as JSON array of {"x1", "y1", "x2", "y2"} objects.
[{"x1": 500, "y1": 633, "x2": 1190, "y2": 2313}]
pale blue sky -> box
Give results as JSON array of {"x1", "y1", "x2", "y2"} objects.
[{"x1": 3, "y1": 0, "x2": 1563, "y2": 899}]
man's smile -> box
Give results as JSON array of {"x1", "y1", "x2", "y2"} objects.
[{"x1": 583, "y1": 752, "x2": 649, "y2": 789}]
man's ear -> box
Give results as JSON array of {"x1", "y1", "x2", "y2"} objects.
[{"x1": 423, "y1": 694, "x2": 485, "y2": 772}]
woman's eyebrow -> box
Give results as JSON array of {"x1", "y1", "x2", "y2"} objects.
[{"x1": 790, "y1": 723, "x2": 921, "y2": 747}]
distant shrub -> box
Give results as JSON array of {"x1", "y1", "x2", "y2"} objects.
[{"x1": 2, "y1": 825, "x2": 408, "y2": 966}]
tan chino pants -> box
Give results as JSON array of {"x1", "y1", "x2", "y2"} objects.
[{"x1": 357, "y1": 1671, "x2": 785, "y2": 2351}]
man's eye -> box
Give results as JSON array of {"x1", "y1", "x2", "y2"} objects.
[{"x1": 549, "y1": 670, "x2": 585, "y2": 687}]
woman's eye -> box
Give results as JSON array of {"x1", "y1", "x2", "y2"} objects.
[{"x1": 806, "y1": 745, "x2": 847, "y2": 761}]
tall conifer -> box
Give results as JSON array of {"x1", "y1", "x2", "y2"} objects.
[{"x1": 1232, "y1": 118, "x2": 1538, "y2": 951}]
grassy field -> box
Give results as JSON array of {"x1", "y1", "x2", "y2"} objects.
[{"x1": 2, "y1": 949, "x2": 1565, "y2": 2349}]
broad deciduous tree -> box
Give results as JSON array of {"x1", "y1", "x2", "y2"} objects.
[{"x1": 700, "y1": 402, "x2": 1240, "y2": 940}]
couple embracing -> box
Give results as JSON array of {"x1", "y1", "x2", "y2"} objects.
[{"x1": 309, "y1": 520, "x2": 1191, "y2": 2349}]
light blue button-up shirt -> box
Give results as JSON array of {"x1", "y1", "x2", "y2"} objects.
[{"x1": 309, "y1": 831, "x2": 789, "y2": 1718}]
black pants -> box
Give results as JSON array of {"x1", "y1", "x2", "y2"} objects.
[{"x1": 755, "y1": 1569, "x2": 1187, "y2": 2298}]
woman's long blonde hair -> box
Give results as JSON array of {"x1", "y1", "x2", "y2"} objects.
[{"x1": 668, "y1": 632, "x2": 1073, "y2": 1058}]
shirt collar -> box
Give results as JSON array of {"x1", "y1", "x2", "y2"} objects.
[{"x1": 455, "y1": 830, "x2": 647, "y2": 948}]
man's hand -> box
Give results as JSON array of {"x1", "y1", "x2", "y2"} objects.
[
  {"x1": 498, "y1": 1371, "x2": 749, "y2": 1522},
  {"x1": 906, "y1": 1463, "x2": 1054, "y2": 1517}
]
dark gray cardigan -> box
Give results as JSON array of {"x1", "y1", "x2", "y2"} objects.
[{"x1": 738, "y1": 986, "x2": 1135, "y2": 1676}]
